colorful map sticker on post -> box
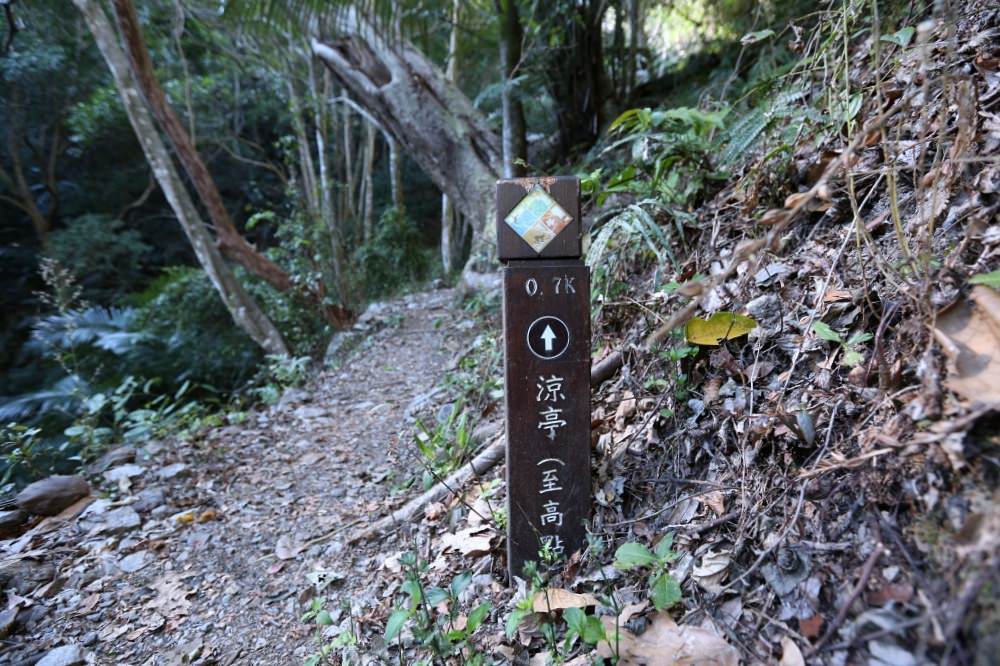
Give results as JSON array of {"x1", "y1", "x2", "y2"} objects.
[{"x1": 503, "y1": 187, "x2": 573, "y2": 254}]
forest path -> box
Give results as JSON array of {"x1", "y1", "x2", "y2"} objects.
[{"x1": 7, "y1": 288, "x2": 473, "y2": 665}]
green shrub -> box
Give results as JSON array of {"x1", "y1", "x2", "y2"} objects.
[
  {"x1": 351, "y1": 207, "x2": 433, "y2": 299},
  {"x1": 46, "y1": 214, "x2": 151, "y2": 301}
]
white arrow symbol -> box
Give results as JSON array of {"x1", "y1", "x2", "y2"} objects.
[{"x1": 540, "y1": 325, "x2": 557, "y2": 352}]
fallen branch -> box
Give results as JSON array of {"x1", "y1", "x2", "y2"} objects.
[
  {"x1": 349, "y1": 434, "x2": 506, "y2": 543},
  {"x1": 355, "y1": 358, "x2": 625, "y2": 542}
]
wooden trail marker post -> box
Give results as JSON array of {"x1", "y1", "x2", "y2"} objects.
[{"x1": 498, "y1": 176, "x2": 591, "y2": 580}]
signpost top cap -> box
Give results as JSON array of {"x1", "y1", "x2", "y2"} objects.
[{"x1": 496, "y1": 177, "x2": 581, "y2": 261}]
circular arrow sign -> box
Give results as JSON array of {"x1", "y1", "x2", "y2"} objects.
[{"x1": 526, "y1": 316, "x2": 570, "y2": 360}]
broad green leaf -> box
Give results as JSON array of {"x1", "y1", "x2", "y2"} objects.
[
  {"x1": 467, "y1": 602, "x2": 491, "y2": 633},
  {"x1": 580, "y1": 615, "x2": 607, "y2": 644},
  {"x1": 614, "y1": 542, "x2": 657, "y2": 570},
  {"x1": 450, "y1": 571, "x2": 473, "y2": 598},
  {"x1": 881, "y1": 26, "x2": 915, "y2": 47},
  {"x1": 812, "y1": 321, "x2": 843, "y2": 344},
  {"x1": 842, "y1": 350, "x2": 863, "y2": 367},
  {"x1": 741, "y1": 29, "x2": 775, "y2": 45},
  {"x1": 384, "y1": 608, "x2": 410, "y2": 642},
  {"x1": 401, "y1": 578, "x2": 422, "y2": 603},
  {"x1": 425, "y1": 586, "x2": 450, "y2": 606},
  {"x1": 315, "y1": 610, "x2": 333, "y2": 626},
  {"x1": 564, "y1": 607, "x2": 586, "y2": 635},
  {"x1": 845, "y1": 93, "x2": 863, "y2": 122},
  {"x1": 650, "y1": 572, "x2": 682, "y2": 611},
  {"x1": 846, "y1": 332, "x2": 873, "y2": 348},
  {"x1": 685, "y1": 312, "x2": 757, "y2": 346},
  {"x1": 505, "y1": 608, "x2": 530, "y2": 638},
  {"x1": 654, "y1": 533, "x2": 675, "y2": 559},
  {"x1": 970, "y1": 270, "x2": 1000, "y2": 288}
]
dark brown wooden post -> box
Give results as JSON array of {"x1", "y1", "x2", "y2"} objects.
[{"x1": 498, "y1": 176, "x2": 591, "y2": 580}]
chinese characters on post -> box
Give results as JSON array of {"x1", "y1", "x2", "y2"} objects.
[{"x1": 499, "y1": 176, "x2": 590, "y2": 581}]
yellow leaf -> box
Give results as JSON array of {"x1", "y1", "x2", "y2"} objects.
[{"x1": 685, "y1": 312, "x2": 757, "y2": 346}]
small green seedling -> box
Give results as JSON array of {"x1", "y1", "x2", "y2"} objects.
[
  {"x1": 301, "y1": 598, "x2": 356, "y2": 666},
  {"x1": 384, "y1": 554, "x2": 490, "y2": 663},
  {"x1": 613, "y1": 535, "x2": 682, "y2": 611},
  {"x1": 812, "y1": 321, "x2": 872, "y2": 367}
]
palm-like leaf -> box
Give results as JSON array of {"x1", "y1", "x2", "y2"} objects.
[
  {"x1": 30, "y1": 306, "x2": 148, "y2": 356},
  {"x1": 0, "y1": 375, "x2": 87, "y2": 421}
]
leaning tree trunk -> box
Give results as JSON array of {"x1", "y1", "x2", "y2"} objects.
[
  {"x1": 311, "y1": 12, "x2": 502, "y2": 285},
  {"x1": 73, "y1": 0, "x2": 288, "y2": 356},
  {"x1": 111, "y1": 0, "x2": 291, "y2": 292}
]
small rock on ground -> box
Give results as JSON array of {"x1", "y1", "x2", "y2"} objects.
[
  {"x1": 15, "y1": 476, "x2": 89, "y2": 516},
  {"x1": 36, "y1": 644, "x2": 86, "y2": 666}
]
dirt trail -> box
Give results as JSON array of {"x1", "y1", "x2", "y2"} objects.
[{"x1": 2, "y1": 288, "x2": 472, "y2": 665}]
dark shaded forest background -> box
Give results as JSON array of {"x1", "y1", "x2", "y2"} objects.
[{"x1": 2, "y1": 0, "x2": 804, "y2": 484}]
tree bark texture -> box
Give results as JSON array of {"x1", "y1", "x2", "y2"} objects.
[
  {"x1": 0, "y1": 108, "x2": 62, "y2": 243},
  {"x1": 361, "y1": 119, "x2": 375, "y2": 242},
  {"x1": 496, "y1": 0, "x2": 527, "y2": 178},
  {"x1": 311, "y1": 13, "x2": 502, "y2": 280},
  {"x1": 112, "y1": 0, "x2": 351, "y2": 328},
  {"x1": 388, "y1": 135, "x2": 403, "y2": 210},
  {"x1": 536, "y1": 1, "x2": 613, "y2": 154},
  {"x1": 73, "y1": 0, "x2": 288, "y2": 356}
]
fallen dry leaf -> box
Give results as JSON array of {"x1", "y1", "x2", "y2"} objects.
[
  {"x1": 694, "y1": 491, "x2": 725, "y2": 516},
  {"x1": 597, "y1": 611, "x2": 740, "y2": 665},
  {"x1": 759, "y1": 209, "x2": 789, "y2": 226},
  {"x1": 147, "y1": 573, "x2": 193, "y2": 619},
  {"x1": 799, "y1": 614, "x2": 823, "y2": 638},
  {"x1": 692, "y1": 551, "x2": 731, "y2": 593},
  {"x1": 934, "y1": 286, "x2": 1000, "y2": 404},
  {"x1": 618, "y1": 600, "x2": 649, "y2": 625},
  {"x1": 532, "y1": 588, "x2": 599, "y2": 613},
  {"x1": 780, "y1": 636, "x2": 805, "y2": 666},
  {"x1": 441, "y1": 526, "x2": 492, "y2": 557}
]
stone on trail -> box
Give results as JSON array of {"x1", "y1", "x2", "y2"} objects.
[
  {"x1": 277, "y1": 387, "x2": 310, "y2": 409},
  {"x1": 91, "y1": 445, "x2": 136, "y2": 472},
  {"x1": 158, "y1": 463, "x2": 189, "y2": 480},
  {"x1": 132, "y1": 487, "x2": 165, "y2": 513},
  {"x1": 102, "y1": 506, "x2": 142, "y2": 534},
  {"x1": 0, "y1": 509, "x2": 28, "y2": 538},
  {"x1": 103, "y1": 464, "x2": 145, "y2": 484},
  {"x1": 118, "y1": 551, "x2": 151, "y2": 573},
  {"x1": 0, "y1": 606, "x2": 18, "y2": 638},
  {"x1": 15, "y1": 475, "x2": 90, "y2": 516},
  {"x1": 35, "y1": 644, "x2": 86, "y2": 666}
]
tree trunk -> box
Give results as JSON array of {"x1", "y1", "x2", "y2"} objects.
[
  {"x1": 73, "y1": 0, "x2": 288, "y2": 356},
  {"x1": 111, "y1": 0, "x2": 292, "y2": 292},
  {"x1": 496, "y1": 0, "x2": 528, "y2": 178},
  {"x1": 388, "y1": 135, "x2": 403, "y2": 210},
  {"x1": 341, "y1": 101, "x2": 356, "y2": 223},
  {"x1": 311, "y1": 11, "x2": 501, "y2": 283},
  {"x1": 536, "y1": 1, "x2": 613, "y2": 154},
  {"x1": 441, "y1": 193, "x2": 454, "y2": 274},
  {"x1": 0, "y1": 127, "x2": 51, "y2": 243},
  {"x1": 626, "y1": 0, "x2": 640, "y2": 97},
  {"x1": 440, "y1": 0, "x2": 459, "y2": 274},
  {"x1": 361, "y1": 119, "x2": 375, "y2": 242}
]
